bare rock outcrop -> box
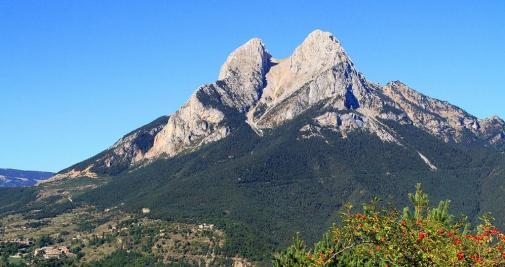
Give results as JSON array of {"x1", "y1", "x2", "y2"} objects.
[
  {"x1": 50, "y1": 116, "x2": 169, "y2": 180},
  {"x1": 146, "y1": 38, "x2": 272, "y2": 159},
  {"x1": 146, "y1": 89, "x2": 229, "y2": 158},
  {"x1": 218, "y1": 38, "x2": 271, "y2": 111},
  {"x1": 300, "y1": 112, "x2": 400, "y2": 144},
  {"x1": 479, "y1": 116, "x2": 505, "y2": 145},
  {"x1": 247, "y1": 30, "x2": 367, "y2": 129}
]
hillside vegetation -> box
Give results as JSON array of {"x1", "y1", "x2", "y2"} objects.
[
  {"x1": 73, "y1": 111, "x2": 505, "y2": 261},
  {"x1": 1, "y1": 111, "x2": 504, "y2": 263},
  {"x1": 0, "y1": 206, "x2": 250, "y2": 266}
]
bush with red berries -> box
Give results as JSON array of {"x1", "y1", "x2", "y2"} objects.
[{"x1": 274, "y1": 184, "x2": 505, "y2": 266}]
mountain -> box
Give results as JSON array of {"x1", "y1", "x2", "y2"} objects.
[
  {"x1": 0, "y1": 168, "x2": 53, "y2": 187},
  {"x1": 49, "y1": 29, "x2": 505, "y2": 180},
  {"x1": 10, "y1": 30, "x2": 505, "y2": 261}
]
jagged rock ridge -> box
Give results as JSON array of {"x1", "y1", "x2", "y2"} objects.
[{"x1": 54, "y1": 29, "x2": 505, "y2": 179}]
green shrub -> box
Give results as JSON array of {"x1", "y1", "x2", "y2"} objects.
[{"x1": 274, "y1": 184, "x2": 505, "y2": 266}]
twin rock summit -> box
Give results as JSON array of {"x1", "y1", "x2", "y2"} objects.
[{"x1": 52, "y1": 29, "x2": 505, "y2": 180}]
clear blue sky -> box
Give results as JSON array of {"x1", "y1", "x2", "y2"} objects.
[{"x1": 1, "y1": 1, "x2": 504, "y2": 172}]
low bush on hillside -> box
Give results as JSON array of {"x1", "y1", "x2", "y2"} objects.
[{"x1": 274, "y1": 184, "x2": 505, "y2": 266}]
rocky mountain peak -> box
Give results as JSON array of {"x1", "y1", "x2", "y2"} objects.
[
  {"x1": 218, "y1": 38, "x2": 272, "y2": 108},
  {"x1": 387, "y1": 80, "x2": 406, "y2": 87},
  {"x1": 218, "y1": 38, "x2": 269, "y2": 80},
  {"x1": 289, "y1": 29, "x2": 350, "y2": 75},
  {"x1": 244, "y1": 30, "x2": 360, "y2": 130}
]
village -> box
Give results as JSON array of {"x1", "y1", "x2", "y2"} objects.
[{"x1": 0, "y1": 205, "x2": 248, "y2": 266}]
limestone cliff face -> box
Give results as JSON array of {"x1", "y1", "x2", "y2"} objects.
[
  {"x1": 381, "y1": 81, "x2": 481, "y2": 142},
  {"x1": 247, "y1": 30, "x2": 363, "y2": 129},
  {"x1": 218, "y1": 38, "x2": 271, "y2": 111},
  {"x1": 54, "y1": 29, "x2": 505, "y2": 179},
  {"x1": 146, "y1": 38, "x2": 271, "y2": 158},
  {"x1": 479, "y1": 116, "x2": 505, "y2": 145}
]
